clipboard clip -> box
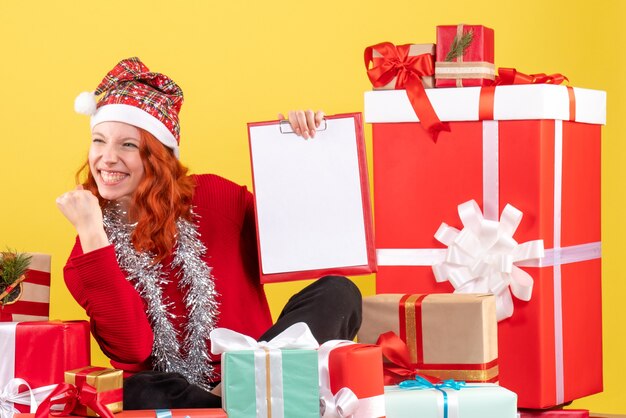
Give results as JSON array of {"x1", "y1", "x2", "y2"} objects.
[{"x1": 279, "y1": 118, "x2": 327, "y2": 134}]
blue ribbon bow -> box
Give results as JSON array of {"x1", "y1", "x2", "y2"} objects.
[{"x1": 398, "y1": 376, "x2": 466, "y2": 418}]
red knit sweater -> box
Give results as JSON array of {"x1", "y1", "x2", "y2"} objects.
[{"x1": 63, "y1": 174, "x2": 273, "y2": 381}]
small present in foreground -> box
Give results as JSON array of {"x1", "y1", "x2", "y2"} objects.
[
  {"x1": 588, "y1": 414, "x2": 626, "y2": 418},
  {"x1": 210, "y1": 323, "x2": 320, "y2": 418},
  {"x1": 519, "y1": 409, "x2": 589, "y2": 417},
  {"x1": 64, "y1": 367, "x2": 123, "y2": 416},
  {"x1": 358, "y1": 293, "x2": 498, "y2": 383},
  {"x1": 385, "y1": 378, "x2": 517, "y2": 418},
  {"x1": 319, "y1": 340, "x2": 386, "y2": 417}
]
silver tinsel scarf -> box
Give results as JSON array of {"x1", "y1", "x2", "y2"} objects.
[{"x1": 103, "y1": 204, "x2": 220, "y2": 390}]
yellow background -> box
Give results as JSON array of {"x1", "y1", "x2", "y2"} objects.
[{"x1": 1, "y1": 0, "x2": 623, "y2": 413}]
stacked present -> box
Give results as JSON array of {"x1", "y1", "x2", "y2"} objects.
[
  {"x1": 0, "y1": 251, "x2": 128, "y2": 418},
  {"x1": 0, "y1": 320, "x2": 92, "y2": 416},
  {"x1": 0, "y1": 251, "x2": 228, "y2": 418},
  {"x1": 358, "y1": 294, "x2": 517, "y2": 417},
  {"x1": 362, "y1": 22, "x2": 604, "y2": 417},
  {"x1": 210, "y1": 323, "x2": 387, "y2": 418}
]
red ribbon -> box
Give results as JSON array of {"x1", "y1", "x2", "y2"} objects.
[
  {"x1": 35, "y1": 382, "x2": 119, "y2": 418},
  {"x1": 377, "y1": 331, "x2": 499, "y2": 385},
  {"x1": 376, "y1": 331, "x2": 435, "y2": 385},
  {"x1": 365, "y1": 42, "x2": 449, "y2": 141},
  {"x1": 479, "y1": 67, "x2": 575, "y2": 121},
  {"x1": 493, "y1": 68, "x2": 568, "y2": 86},
  {"x1": 398, "y1": 294, "x2": 427, "y2": 365}
]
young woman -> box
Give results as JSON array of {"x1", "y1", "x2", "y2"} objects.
[{"x1": 57, "y1": 57, "x2": 362, "y2": 408}]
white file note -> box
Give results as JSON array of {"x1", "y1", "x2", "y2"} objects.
[{"x1": 249, "y1": 116, "x2": 369, "y2": 275}]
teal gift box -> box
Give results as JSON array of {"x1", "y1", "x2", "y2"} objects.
[
  {"x1": 222, "y1": 349, "x2": 319, "y2": 418},
  {"x1": 210, "y1": 323, "x2": 321, "y2": 418},
  {"x1": 384, "y1": 381, "x2": 517, "y2": 418}
]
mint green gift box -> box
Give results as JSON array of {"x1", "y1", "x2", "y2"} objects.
[
  {"x1": 221, "y1": 348, "x2": 320, "y2": 418},
  {"x1": 384, "y1": 382, "x2": 517, "y2": 418}
]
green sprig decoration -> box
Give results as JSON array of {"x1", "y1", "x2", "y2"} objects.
[
  {"x1": 0, "y1": 250, "x2": 32, "y2": 304},
  {"x1": 445, "y1": 29, "x2": 474, "y2": 62}
]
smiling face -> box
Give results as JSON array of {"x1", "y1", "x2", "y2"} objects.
[{"x1": 89, "y1": 121, "x2": 145, "y2": 208}]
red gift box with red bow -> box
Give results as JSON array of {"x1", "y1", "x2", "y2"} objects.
[
  {"x1": 0, "y1": 321, "x2": 91, "y2": 414},
  {"x1": 319, "y1": 341, "x2": 385, "y2": 418}
]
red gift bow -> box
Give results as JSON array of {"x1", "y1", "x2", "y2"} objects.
[
  {"x1": 365, "y1": 42, "x2": 450, "y2": 141},
  {"x1": 376, "y1": 331, "x2": 439, "y2": 385},
  {"x1": 35, "y1": 382, "x2": 117, "y2": 418},
  {"x1": 493, "y1": 67, "x2": 568, "y2": 86},
  {"x1": 480, "y1": 67, "x2": 575, "y2": 121}
]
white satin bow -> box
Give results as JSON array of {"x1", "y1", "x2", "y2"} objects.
[
  {"x1": 320, "y1": 386, "x2": 359, "y2": 418},
  {"x1": 0, "y1": 379, "x2": 58, "y2": 418},
  {"x1": 210, "y1": 322, "x2": 319, "y2": 354},
  {"x1": 432, "y1": 200, "x2": 544, "y2": 321}
]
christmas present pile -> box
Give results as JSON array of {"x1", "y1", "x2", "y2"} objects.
[
  {"x1": 363, "y1": 22, "x2": 605, "y2": 415},
  {"x1": 210, "y1": 321, "x2": 517, "y2": 418},
  {"x1": 0, "y1": 252, "x2": 229, "y2": 418},
  {"x1": 0, "y1": 250, "x2": 94, "y2": 418},
  {"x1": 210, "y1": 322, "x2": 388, "y2": 418}
]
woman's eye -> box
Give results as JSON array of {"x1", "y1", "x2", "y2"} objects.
[
  {"x1": 123, "y1": 142, "x2": 139, "y2": 148},
  {"x1": 92, "y1": 138, "x2": 104, "y2": 143}
]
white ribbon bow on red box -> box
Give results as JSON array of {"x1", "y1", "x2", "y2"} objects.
[{"x1": 432, "y1": 199, "x2": 544, "y2": 321}]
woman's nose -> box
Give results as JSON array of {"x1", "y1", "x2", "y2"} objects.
[{"x1": 101, "y1": 144, "x2": 119, "y2": 163}]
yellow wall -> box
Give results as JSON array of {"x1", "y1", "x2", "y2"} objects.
[{"x1": 1, "y1": 0, "x2": 623, "y2": 413}]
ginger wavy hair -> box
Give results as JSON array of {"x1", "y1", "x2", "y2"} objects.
[{"x1": 77, "y1": 129, "x2": 196, "y2": 262}]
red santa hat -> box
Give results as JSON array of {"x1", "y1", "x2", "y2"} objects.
[{"x1": 74, "y1": 57, "x2": 184, "y2": 158}]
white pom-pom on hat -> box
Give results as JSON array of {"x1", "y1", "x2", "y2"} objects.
[{"x1": 74, "y1": 91, "x2": 97, "y2": 115}]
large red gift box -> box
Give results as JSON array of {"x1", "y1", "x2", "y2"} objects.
[
  {"x1": 0, "y1": 321, "x2": 91, "y2": 413},
  {"x1": 318, "y1": 341, "x2": 385, "y2": 418},
  {"x1": 0, "y1": 253, "x2": 51, "y2": 322},
  {"x1": 364, "y1": 84, "x2": 605, "y2": 408}
]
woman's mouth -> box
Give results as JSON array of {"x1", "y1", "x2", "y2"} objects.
[{"x1": 100, "y1": 170, "x2": 129, "y2": 185}]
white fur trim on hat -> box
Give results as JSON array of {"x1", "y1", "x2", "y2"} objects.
[{"x1": 90, "y1": 104, "x2": 180, "y2": 159}]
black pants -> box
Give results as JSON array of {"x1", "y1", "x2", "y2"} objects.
[{"x1": 124, "y1": 275, "x2": 362, "y2": 409}]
